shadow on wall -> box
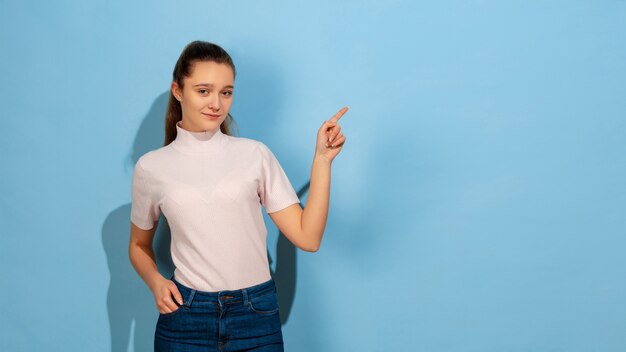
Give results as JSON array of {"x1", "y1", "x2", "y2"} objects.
[{"x1": 102, "y1": 91, "x2": 305, "y2": 351}]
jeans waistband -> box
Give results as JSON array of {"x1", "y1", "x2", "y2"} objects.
[{"x1": 169, "y1": 275, "x2": 276, "y2": 308}]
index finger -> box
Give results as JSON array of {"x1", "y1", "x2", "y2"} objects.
[{"x1": 329, "y1": 106, "x2": 349, "y2": 123}]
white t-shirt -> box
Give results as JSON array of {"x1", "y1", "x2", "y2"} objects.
[{"x1": 130, "y1": 120, "x2": 301, "y2": 291}]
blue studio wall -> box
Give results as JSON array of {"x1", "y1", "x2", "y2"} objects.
[{"x1": 1, "y1": 1, "x2": 625, "y2": 351}]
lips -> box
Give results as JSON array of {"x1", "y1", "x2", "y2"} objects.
[{"x1": 202, "y1": 113, "x2": 221, "y2": 120}]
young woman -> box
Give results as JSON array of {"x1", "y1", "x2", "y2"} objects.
[{"x1": 128, "y1": 40, "x2": 347, "y2": 351}]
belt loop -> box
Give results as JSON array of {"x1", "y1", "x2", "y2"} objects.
[
  {"x1": 185, "y1": 289, "x2": 196, "y2": 308},
  {"x1": 242, "y1": 288, "x2": 249, "y2": 307}
]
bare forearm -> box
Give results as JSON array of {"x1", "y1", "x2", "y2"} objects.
[
  {"x1": 129, "y1": 243, "x2": 164, "y2": 292},
  {"x1": 301, "y1": 154, "x2": 332, "y2": 250}
]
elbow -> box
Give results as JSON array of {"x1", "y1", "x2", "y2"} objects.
[
  {"x1": 291, "y1": 229, "x2": 321, "y2": 252},
  {"x1": 128, "y1": 241, "x2": 146, "y2": 261},
  {"x1": 300, "y1": 242, "x2": 321, "y2": 253},
  {"x1": 128, "y1": 242, "x2": 137, "y2": 261}
]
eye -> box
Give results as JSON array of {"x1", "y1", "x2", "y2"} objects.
[
  {"x1": 198, "y1": 89, "x2": 209, "y2": 95},
  {"x1": 222, "y1": 91, "x2": 233, "y2": 97}
]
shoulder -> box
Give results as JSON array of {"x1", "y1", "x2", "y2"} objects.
[{"x1": 135, "y1": 145, "x2": 173, "y2": 172}]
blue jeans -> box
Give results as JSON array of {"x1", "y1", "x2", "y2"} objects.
[{"x1": 154, "y1": 275, "x2": 284, "y2": 351}]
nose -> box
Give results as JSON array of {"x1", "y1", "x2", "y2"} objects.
[{"x1": 208, "y1": 93, "x2": 221, "y2": 111}]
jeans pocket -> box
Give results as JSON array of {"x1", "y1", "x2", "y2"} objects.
[
  {"x1": 247, "y1": 292, "x2": 280, "y2": 315},
  {"x1": 159, "y1": 304, "x2": 184, "y2": 317}
]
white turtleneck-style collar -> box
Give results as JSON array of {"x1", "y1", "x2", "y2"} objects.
[{"x1": 170, "y1": 120, "x2": 228, "y2": 154}]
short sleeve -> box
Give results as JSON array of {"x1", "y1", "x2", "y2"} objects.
[
  {"x1": 130, "y1": 160, "x2": 161, "y2": 230},
  {"x1": 257, "y1": 143, "x2": 301, "y2": 213}
]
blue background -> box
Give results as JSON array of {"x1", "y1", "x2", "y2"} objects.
[{"x1": 1, "y1": 0, "x2": 625, "y2": 351}]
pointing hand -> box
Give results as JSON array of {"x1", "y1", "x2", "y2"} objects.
[{"x1": 315, "y1": 106, "x2": 348, "y2": 163}]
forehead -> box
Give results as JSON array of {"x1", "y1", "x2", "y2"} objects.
[{"x1": 186, "y1": 61, "x2": 234, "y2": 86}]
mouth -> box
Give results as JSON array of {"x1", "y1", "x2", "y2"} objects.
[{"x1": 202, "y1": 113, "x2": 221, "y2": 120}]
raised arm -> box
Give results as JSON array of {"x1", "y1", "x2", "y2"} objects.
[{"x1": 269, "y1": 106, "x2": 348, "y2": 252}]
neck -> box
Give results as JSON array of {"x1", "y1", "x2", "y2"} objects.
[{"x1": 170, "y1": 120, "x2": 228, "y2": 154}]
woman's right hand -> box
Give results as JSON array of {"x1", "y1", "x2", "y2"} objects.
[
  {"x1": 129, "y1": 223, "x2": 183, "y2": 314},
  {"x1": 151, "y1": 276, "x2": 184, "y2": 314}
]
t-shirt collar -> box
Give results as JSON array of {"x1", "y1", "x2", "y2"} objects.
[{"x1": 171, "y1": 120, "x2": 227, "y2": 154}]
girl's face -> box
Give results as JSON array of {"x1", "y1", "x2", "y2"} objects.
[{"x1": 171, "y1": 60, "x2": 234, "y2": 132}]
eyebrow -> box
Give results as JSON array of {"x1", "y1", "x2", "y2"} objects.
[{"x1": 192, "y1": 83, "x2": 234, "y2": 89}]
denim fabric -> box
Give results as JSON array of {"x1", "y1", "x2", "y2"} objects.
[{"x1": 154, "y1": 275, "x2": 284, "y2": 352}]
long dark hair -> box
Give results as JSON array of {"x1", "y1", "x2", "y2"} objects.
[{"x1": 164, "y1": 41, "x2": 238, "y2": 146}]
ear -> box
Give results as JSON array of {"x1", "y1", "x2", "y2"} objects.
[{"x1": 171, "y1": 82, "x2": 182, "y2": 102}]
